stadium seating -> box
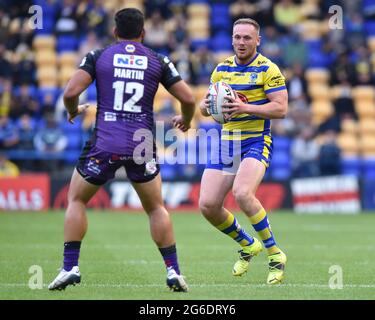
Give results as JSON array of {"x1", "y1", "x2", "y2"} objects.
[
  {"x1": 2, "y1": 0, "x2": 375, "y2": 181},
  {"x1": 337, "y1": 133, "x2": 359, "y2": 157},
  {"x1": 341, "y1": 157, "x2": 362, "y2": 177}
]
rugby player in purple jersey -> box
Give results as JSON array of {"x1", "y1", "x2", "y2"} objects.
[{"x1": 48, "y1": 8, "x2": 195, "y2": 292}]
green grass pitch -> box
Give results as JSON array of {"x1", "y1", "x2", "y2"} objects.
[{"x1": 0, "y1": 211, "x2": 374, "y2": 300}]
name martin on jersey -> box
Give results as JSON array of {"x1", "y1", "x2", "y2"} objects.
[{"x1": 113, "y1": 53, "x2": 146, "y2": 80}]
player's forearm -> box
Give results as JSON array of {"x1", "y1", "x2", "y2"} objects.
[
  {"x1": 63, "y1": 95, "x2": 79, "y2": 115},
  {"x1": 245, "y1": 101, "x2": 287, "y2": 119},
  {"x1": 180, "y1": 101, "x2": 195, "y2": 124}
]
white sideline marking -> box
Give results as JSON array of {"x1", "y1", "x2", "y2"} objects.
[{"x1": 1, "y1": 283, "x2": 375, "y2": 289}]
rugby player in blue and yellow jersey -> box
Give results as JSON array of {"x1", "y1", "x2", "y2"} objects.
[{"x1": 199, "y1": 18, "x2": 288, "y2": 284}]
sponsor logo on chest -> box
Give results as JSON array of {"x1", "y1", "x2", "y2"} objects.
[{"x1": 113, "y1": 54, "x2": 148, "y2": 69}]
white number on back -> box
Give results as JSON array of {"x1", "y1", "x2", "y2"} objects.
[{"x1": 112, "y1": 81, "x2": 144, "y2": 112}]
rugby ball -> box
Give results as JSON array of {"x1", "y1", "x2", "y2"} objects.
[{"x1": 208, "y1": 81, "x2": 236, "y2": 124}]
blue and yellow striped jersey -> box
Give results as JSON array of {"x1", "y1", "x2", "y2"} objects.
[{"x1": 210, "y1": 52, "x2": 286, "y2": 140}]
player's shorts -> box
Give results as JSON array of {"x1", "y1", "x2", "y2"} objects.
[
  {"x1": 205, "y1": 134, "x2": 273, "y2": 174},
  {"x1": 76, "y1": 141, "x2": 160, "y2": 185}
]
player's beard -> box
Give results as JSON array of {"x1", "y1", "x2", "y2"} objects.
[{"x1": 235, "y1": 46, "x2": 257, "y2": 65}]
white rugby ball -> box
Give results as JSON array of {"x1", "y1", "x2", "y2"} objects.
[{"x1": 208, "y1": 81, "x2": 236, "y2": 124}]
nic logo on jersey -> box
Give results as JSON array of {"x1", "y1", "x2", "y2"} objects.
[{"x1": 113, "y1": 54, "x2": 148, "y2": 69}]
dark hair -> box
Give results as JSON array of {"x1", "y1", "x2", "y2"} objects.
[
  {"x1": 115, "y1": 8, "x2": 144, "y2": 39},
  {"x1": 234, "y1": 18, "x2": 260, "y2": 33}
]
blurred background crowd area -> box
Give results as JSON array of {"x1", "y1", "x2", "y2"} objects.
[{"x1": 0, "y1": 0, "x2": 375, "y2": 181}]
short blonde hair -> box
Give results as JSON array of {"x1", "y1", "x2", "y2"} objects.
[{"x1": 233, "y1": 18, "x2": 260, "y2": 33}]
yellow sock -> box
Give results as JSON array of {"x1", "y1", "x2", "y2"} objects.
[
  {"x1": 248, "y1": 208, "x2": 280, "y2": 255},
  {"x1": 215, "y1": 211, "x2": 255, "y2": 247}
]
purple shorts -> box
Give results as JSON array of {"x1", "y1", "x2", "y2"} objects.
[{"x1": 76, "y1": 142, "x2": 160, "y2": 185}]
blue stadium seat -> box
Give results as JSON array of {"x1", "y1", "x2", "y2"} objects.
[
  {"x1": 363, "y1": 0, "x2": 375, "y2": 16},
  {"x1": 57, "y1": 35, "x2": 79, "y2": 52},
  {"x1": 65, "y1": 132, "x2": 82, "y2": 151},
  {"x1": 263, "y1": 167, "x2": 272, "y2": 181},
  {"x1": 38, "y1": 87, "x2": 61, "y2": 105},
  {"x1": 307, "y1": 49, "x2": 335, "y2": 68},
  {"x1": 160, "y1": 163, "x2": 177, "y2": 180},
  {"x1": 341, "y1": 157, "x2": 362, "y2": 177},
  {"x1": 364, "y1": 21, "x2": 375, "y2": 36},
  {"x1": 305, "y1": 39, "x2": 323, "y2": 51},
  {"x1": 210, "y1": 32, "x2": 232, "y2": 51},
  {"x1": 271, "y1": 167, "x2": 291, "y2": 180},
  {"x1": 190, "y1": 39, "x2": 210, "y2": 51},
  {"x1": 61, "y1": 118, "x2": 82, "y2": 133},
  {"x1": 187, "y1": 0, "x2": 209, "y2": 3},
  {"x1": 271, "y1": 151, "x2": 290, "y2": 167},
  {"x1": 272, "y1": 136, "x2": 291, "y2": 152},
  {"x1": 210, "y1": 3, "x2": 230, "y2": 16},
  {"x1": 363, "y1": 158, "x2": 375, "y2": 178},
  {"x1": 15, "y1": 117, "x2": 37, "y2": 130},
  {"x1": 12, "y1": 85, "x2": 38, "y2": 98},
  {"x1": 210, "y1": 4, "x2": 231, "y2": 31},
  {"x1": 63, "y1": 151, "x2": 81, "y2": 164},
  {"x1": 270, "y1": 150, "x2": 291, "y2": 180}
]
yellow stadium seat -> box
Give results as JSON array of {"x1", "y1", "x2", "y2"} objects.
[
  {"x1": 172, "y1": 97, "x2": 181, "y2": 113},
  {"x1": 359, "y1": 135, "x2": 375, "y2": 156},
  {"x1": 358, "y1": 119, "x2": 375, "y2": 135},
  {"x1": 187, "y1": 4, "x2": 210, "y2": 18},
  {"x1": 304, "y1": 0, "x2": 321, "y2": 4},
  {"x1": 121, "y1": 0, "x2": 144, "y2": 11},
  {"x1": 371, "y1": 53, "x2": 375, "y2": 66},
  {"x1": 305, "y1": 68, "x2": 330, "y2": 83},
  {"x1": 310, "y1": 100, "x2": 334, "y2": 125},
  {"x1": 187, "y1": 18, "x2": 210, "y2": 34},
  {"x1": 308, "y1": 84, "x2": 331, "y2": 100},
  {"x1": 355, "y1": 100, "x2": 375, "y2": 118},
  {"x1": 35, "y1": 50, "x2": 57, "y2": 66},
  {"x1": 33, "y1": 35, "x2": 56, "y2": 51},
  {"x1": 59, "y1": 66, "x2": 76, "y2": 87},
  {"x1": 368, "y1": 37, "x2": 375, "y2": 53},
  {"x1": 189, "y1": 30, "x2": 210, "y2": 40},
  {"x1": 299, "y1": 2, "x2": 320, "y2": 18},
  {"x1": 213, "y1": 51, "x2": 233, "y2": 64},
  {"x1": 102, "y1": 1, "x2": 121, "y2": 11},
  {"x1": 337, "y1": 133, "x2": 359, "y2": 156},
  {"x1": 195, "y1": 85, "x2": 209, "y2": 102},
  {"x1": 37, "y1": 67, "x2": 58, "y2": 87},
  {"x1": 300, "y1": 20, "x2": 322, "y2": 40},
  {"x1": 9, "y1": 18, "x2": 21, "y2": 34},
  {"x1": 352, "y1": 86, "x2": 375, "y2": 101},
  {"x1": 341, "y1": 118, "x2": 358, "y2": 135},
  {"x1": 59, "y1": 52, "x2": 78, "y2": 68},
  {"x1": 155, "y1": 84, "x2": 171, "y2": 100},
  {"x1": 154, "y1": 85, "x2": 179, "y2": 113}
]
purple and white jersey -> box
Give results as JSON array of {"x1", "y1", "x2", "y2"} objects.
[{"x1": 79, "y1": 41, "x2": 181, "y2": 155}]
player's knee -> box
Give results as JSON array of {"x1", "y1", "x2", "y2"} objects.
[
  {"x1": 199, "y1": 198, "x2": 221, "y2": 217},
  {"x1": 233, "y1": 188, "x2": 255, "y2": 207},
  {"x1": 144, "y1": 204, "x2": 165, "y2": 216},
  {"x1": 67, "y1": 189, "x2": 87, "y2": 205}
]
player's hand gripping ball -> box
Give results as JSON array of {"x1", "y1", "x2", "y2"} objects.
[{"x1": 208, "y1": 81, "x2": 237, "y2": 124}]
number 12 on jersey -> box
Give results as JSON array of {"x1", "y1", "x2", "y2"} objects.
[{"x1": 112, "y1": 81, "x2": 144, "y2": 112}]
